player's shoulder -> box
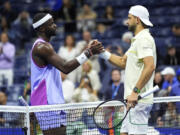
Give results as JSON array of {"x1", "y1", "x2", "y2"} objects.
[
  {"x1": 138, "y1": 31, "x2": 155, "y2": 46},
  {"x1": 33, "y1": 41, "x2": 54, "y2": 55},
  {"x1": 34, "y1": 41, "x2": 53, "y2": 51}
]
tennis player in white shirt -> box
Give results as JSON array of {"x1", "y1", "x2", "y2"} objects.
[{"x1": 100, "y1": 5, "x2": 157, "y2": 135}]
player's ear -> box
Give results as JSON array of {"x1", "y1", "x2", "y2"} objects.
[
  {"x1": 39, "y1": 26, "x2": 45, "y2": 33},
  {"x1": 136, "y1": 17, "x2": 141, "y2": 25}
]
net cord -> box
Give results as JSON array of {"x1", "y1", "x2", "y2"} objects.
[{"x1": 0, "y1": 96, "x2": 180, "y2": 113}]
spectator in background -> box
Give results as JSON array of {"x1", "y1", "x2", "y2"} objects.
[
  {"x1": 77, "y1": 4, "x2": 97, "y2": 32},
  {"x1": 0, "y1": 16, "x2": 10, "y2": 33},
  {"x1": 104, "y1": 68, "x2": 124, "y2": 100},
  {"x1": 104, "y1": 5, "x2": 114, "y2": 21},
  {"x1": 103, "y1": 5, "x2": 114, "y2": 26},
  {"x1": 156, "y1": 116, "x2": 164, "y2": 127},
  {"x1": 58, "y1": 35, "x2": 78, "y2": 61},
  {"x1": 154, "y1": 71, "x2": 163, "y2": 90},
  {"x1": 12, "y1": 11, "x2": 32, "y2": 52},
  {"x1": 172, "y1": 24, "x2": 180, "y2": 37},
  {"x1": 61, "y1": 72, "x2": 75, "y2": 103},
  {"x1": 0, "y1": 91, "x2": 7, "y2": 106},
  {"x1": 96, "y1": 23, "x2": 107, "y2": 35},
  {"x1": 72, "y1": 75, "x2": 99, "y2": 102},
  {"x1": 76, "y1": 31, "x2": 101, "y2": 73},
  {"x1": 0, "y1": 91, "x2": 21, "y2": 127},
  {"x1": 163, "y1": 102, "x2": 178, "y2": 127},
  {"x1": 0, "y1": 1, "x2": 16, "y2": 25},
  {"x1": 0, "y1": 17, "x2": 16, "y2": 44},
  {"x1": 77, "y1": 60, "x2": 101, "y2": 95},
  {"x1": 56, "y1": 0, "x2": 76, "y2": 32},
  {"x1": 150, "y1": 71, "x2": 164, "y2": 125},
  {"x1": 164, "y1": 45, "x2": 180, "y2": 65},
  {"x1": 161, "y1": 67, "x2": 177, "y2": 91},
  {"x1": 0, "y1": 32, "x2": 15, "y2": 86},
  {"x1": 122, "y1": 31, "x2": 133, "y2": 45},
  {"x1": 58, "y1": 35, "x2": 79, "y2": 83},
  {"x1": 171, "y1": 24, "x2": 180, "y2": 47},
  {"x1": 169, "y1": 68, "x2": 180, "y2": 115},
  {"x1": 121, "y1": 31, "x2": 133, "y2": 52},
  {"x1": 0, "y1": 91, "x2": 7, "y2": 127},
  {"x1": 76, "y1": 31, "x2": 92, "y2": 53}
]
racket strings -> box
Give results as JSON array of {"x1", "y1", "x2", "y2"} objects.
[{"x1": 94, "y1": 103, "x2": 126, "y2": 129}]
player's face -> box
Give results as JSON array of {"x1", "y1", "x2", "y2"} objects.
[
  {"x1": 127, "y1": 14, "x2": 137, "y2": 32},
  {"x1": 45, "y1": 18, "x2": 57, "y2": 36}
]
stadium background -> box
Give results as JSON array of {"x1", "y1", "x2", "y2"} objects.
[{"x1": 0, "y1": 0, "x2": 180, "y2": 134}]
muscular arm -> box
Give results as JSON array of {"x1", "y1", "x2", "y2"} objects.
[
  {"x1": 33, "y1": 43, "x2": 81, "y2": 74},
  {"x1": 33, "y1": 41, "x2": 103, "y2": 74},
  {"x1": 135, "y1": 56, "x2": 155, "y2": 90},
  {"x1": 108, "y1": 54, "x2": 127, "y2": 69}
]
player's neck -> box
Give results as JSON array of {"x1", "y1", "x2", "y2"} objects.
[
  {"x1": 134, "y1": 25, "x2": 144, "y2": 36},
  {"x1": 38, "y1": 34, "x2": 50, "y2": 42}
]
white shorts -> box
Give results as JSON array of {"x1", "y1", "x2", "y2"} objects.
[{"x1": 120, "y1": 103, "x2": 152, "y2": 134}]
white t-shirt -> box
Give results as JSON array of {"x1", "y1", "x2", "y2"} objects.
[
  {"x1": 124, "y1": 29, "x2": 157, "y2": 104},
  {"x1": 62, "y1": 79, "x2": 75, "y2": 103},
  {"x1": 58, "y1": 46, "x2": 79, "y2": 61},
  {"x1": 58, "y1": 46, "x2": 79, "y2": 83},
  {"x1": 77, "y1": 69, "x2": 102, "y2": 91}
]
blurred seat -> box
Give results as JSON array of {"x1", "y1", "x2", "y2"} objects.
[
  {"x1": 115, "y1": 9, "x2": 128, "y2": 18},
  {"x1": 13, "y1": 55, "x2": 29, "y2": 84},
  {"x1": 7, "y1": 84, "x2": 24, "y2": 103}
]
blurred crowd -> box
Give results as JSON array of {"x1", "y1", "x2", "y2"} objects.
[{"x1": 0, "y1": 0, "x2": 180, "y2": 127}]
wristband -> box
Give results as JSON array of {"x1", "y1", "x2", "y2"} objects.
[
  {"x1": 76, "y1": 52, "x2": 88, "y2": 65},
  {"x1": 84, "y1": 48, "x2": 92, "y2": 58},
  {"x1": 99, "y1": 51, "x2": 111, "y2": 60}
]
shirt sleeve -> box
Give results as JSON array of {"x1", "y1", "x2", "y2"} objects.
[
  {"x1": 2, "y1": 44, "x2": 15, "y2": 61},
  {"x1": 136, "y1": 38, "x2": 153, "y2": 59},
  {"x1": 125, "y1": 48, "x2": 130, "y2": 56}
]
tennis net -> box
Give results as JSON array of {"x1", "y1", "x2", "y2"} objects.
[{"x1": 0, "y1": 96, "x2": 180, "y2": 135}]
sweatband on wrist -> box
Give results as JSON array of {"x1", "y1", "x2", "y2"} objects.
[
  {"x1": 100, "y1": 51, "x2": 111, "y2": 60},
  {"x1": 84, "y1": 49, "x2": 92, "y2": 58},
  {"x1": 76, "y1": 52, "x2": 88, "y2": 64}
]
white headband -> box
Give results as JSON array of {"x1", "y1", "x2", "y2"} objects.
[{"x1": 33, "y1": 14, "x2": 52, "y2": 29}]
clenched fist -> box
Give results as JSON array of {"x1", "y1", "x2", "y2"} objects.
[{"x1": 87, "y1": 40, "x2": 104, "y2": 56}]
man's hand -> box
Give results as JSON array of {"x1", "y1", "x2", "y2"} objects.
[
  {"x1": 126, "y1": 91, "x2": 138, "y2": 109},
  {"x1": 87, "y1": 40, "x2": 104, "y2": 55}
]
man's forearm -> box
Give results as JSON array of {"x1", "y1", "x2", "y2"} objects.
[
  {"x1": 135, "y1": 64, "x2": 155, "y2": 90},
  {"x1": 109, "y1": 54, "x2": 126, "y2": 69},
  {"x1": 100, "y1": 51, "x2": 127, "y2": 69}
]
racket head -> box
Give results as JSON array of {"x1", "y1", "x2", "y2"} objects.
[{"x1": 93, "y1": 100, "x2": 128, "y2": 130}]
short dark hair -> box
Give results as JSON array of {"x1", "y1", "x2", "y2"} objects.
[
  {"x1": 140, "y1": 20, "x2": 149, "y2": 29},
  {"x1": 133, "y1": 15, "x2": 149, "y2": 28},
  {"x1": 111, "y1": 68, "x2": 121, "y2": 75},
  {"x1": 33, "y1": 13, "x2": 47, "y2": 31},
  {"x1": 167, "y1": 44, "x2": 175, "y2": 50}
]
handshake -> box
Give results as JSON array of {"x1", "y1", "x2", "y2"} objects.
[
  {"x1": 76, "y1": 39, "x2": 111, "y2": 65},
  {"x1": 84, "y1": 40, "x2": 105, "y2": 58}
]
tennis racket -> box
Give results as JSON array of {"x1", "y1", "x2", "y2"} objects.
[{"x1": 93, "y1": 85, "x2": 159, "y2": 130}]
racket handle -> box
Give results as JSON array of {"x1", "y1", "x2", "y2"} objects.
[
  {"x1": 19, "y1": 96, "x2": 29, "y2": 106},
  {"x1": 138, "y1": 85, "x2": 159, "y2": 100}
]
